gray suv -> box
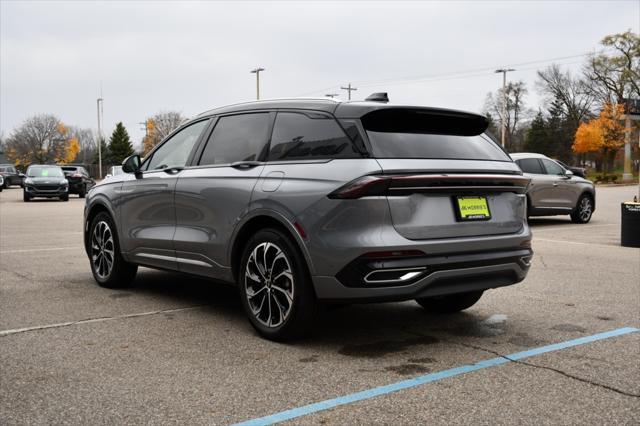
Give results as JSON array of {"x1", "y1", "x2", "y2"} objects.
[
  {"x1": 511, "y1": 153, "x2": 595, "y2": 223},
  {"x1": 84, "y1": 98, "x2": 533, "y2": 340}
]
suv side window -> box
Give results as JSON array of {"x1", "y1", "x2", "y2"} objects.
[
  {"x1": 516, "y1": 158, "x2": 544, "y2": 174},
  {"x1": 146, "y1": 120, "x2": 209, "y2": 171},
  {"x1": 541, "y1": 159, "x2": 565, "y2": 175},
  {"x1": 199, "y1": 113, "x2": 271, "y2": 166},
  {"x1": 268, "y1": 112, "x2": 359, "y2": 161}
]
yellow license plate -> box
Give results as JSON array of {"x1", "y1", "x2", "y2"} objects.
[{"x1": 455, "y1": 196, "x2": 491, "y2": 221}]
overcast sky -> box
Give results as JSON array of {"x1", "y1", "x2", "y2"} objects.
[{"x1": 1, "y1": 0, "x2": 638, "y2": 147}]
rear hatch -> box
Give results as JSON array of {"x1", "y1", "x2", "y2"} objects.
[{"x1": 361, "y1": 108, "x2": 528, "y2": 240}]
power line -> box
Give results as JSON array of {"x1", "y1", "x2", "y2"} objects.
[{"x1": 295, "y1": 49, "x2": 614, "y2": 97}]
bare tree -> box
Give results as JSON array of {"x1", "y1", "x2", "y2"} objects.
[
  {"x1": 483, "y1": 81, "x2": 530, "y2": 151},
  {"x1": 4, "y1": 114, "x2": 70, "y2": 165},
  {"x1": 67, "y1": 126, "x2": 96, "y2": 164},
  {"x1": 537, "y1": 64, "x2": 596, "y2": 127},
  {"x1": 583, "y1": 30, "x2": 640, "y2": 105},
  {"x1": 142, "y1": 111, "x2": 187, "y2": 155}
]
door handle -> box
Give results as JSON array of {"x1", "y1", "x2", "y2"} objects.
[
  {"x1": 163, "y1": 167, "x2": 183, "y2": 175},
  {"x1": 552, "y1": 183, "x2": 558, "y2": 187}
]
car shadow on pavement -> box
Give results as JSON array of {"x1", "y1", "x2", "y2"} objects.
[
  {"x1": 124, "y1": 268, "x2": 526, "y2": 348},
  {"x1": 527, "y1": 217, "x2": 573, "y2": 227}
]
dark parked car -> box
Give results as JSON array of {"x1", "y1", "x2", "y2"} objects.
[
  {"x1": 0, "y1": 164, "x2": 25, "y2": 188},
  {"x1": 84, "y1": 97, "x2": 533, "y2": 340},
  {"x1": 61, "y1": 166, "x2": 95, "y2": 197},
  {"x1": 23, "y1": 165, "x2": 69, "y2": 202},
  {"x1": 554, "y1": 160, "x2": 587, "y2": 178}
]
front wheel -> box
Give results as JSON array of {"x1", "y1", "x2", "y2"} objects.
[
  {"x1": 570, "y1": 194, "x2": 593, "y2": 224},
  {"x1": 89, "y1": 212, "x2": 137, "y2": 288},
  {"x1": 60, "y1": 194, "x2": 69, "y2": 202},
  {"x1": 23, "y1": 191, "x2": 30, "y2": 202},
  {"x1": 239, "y1": 228, "x2": 317, "y2": 341},
  {"x1": 416, "y1": 291, "x2": 484, "y2": 314}
]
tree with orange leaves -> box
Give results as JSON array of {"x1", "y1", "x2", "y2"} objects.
[
  {"x1": 573, "y1": 103, "x2": 626, "y2": 173},
  {"x1": 5, "y1": 114, "x2": 79, "y2": 166}
]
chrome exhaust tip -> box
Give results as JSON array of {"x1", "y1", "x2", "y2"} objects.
[{"x1": 364, "y1": 267, "x2": 426, "y2": 285}]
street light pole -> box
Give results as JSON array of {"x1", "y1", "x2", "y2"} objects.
[
  {"x1": 96, "y1": 97, "x2": 103, "y2": 178},
  {"x1": 494, "y1": 68, "x2": 515, "y2": 148},
  {"x1": 250, "y1": 67, "x2": 265, "y2": 100}
]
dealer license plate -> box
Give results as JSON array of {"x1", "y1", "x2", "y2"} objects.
[{"x1": 455, "y1": 196, "x2": 491, "y2": 221}]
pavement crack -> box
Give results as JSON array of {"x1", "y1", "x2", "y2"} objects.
[
  {"x1": 404, "y1": 329, "x2": 640, "y2": 399},
  {"x1": 0, "y1": 305, "x2": 207, "y2": 337}
]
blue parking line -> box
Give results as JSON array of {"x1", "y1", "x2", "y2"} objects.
[{"x1": 234, "y1": 327, "x2": 639, "y2": 426}]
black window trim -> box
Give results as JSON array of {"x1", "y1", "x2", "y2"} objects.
[
  {"x1": 517, "y1": 158, "x2": 546, "y2": 175},
  {"x1": 140, "y1": 117, "x2": 212, "y2": 174},
  {"x1": 190, "y1": 110, "x2": 276, "y2": 168},
  {"x1": 265, "y1": 109, "x2": 364, "y2": 164}
]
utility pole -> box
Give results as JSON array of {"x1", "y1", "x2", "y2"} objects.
[
  {"x1": 325, "y1": 93, "x2": 340, "y2": 99},
  {"x1": 494, "y1": 68, "x2": 515, "y2": 148},
  {"x1": 96, "y1": 96, "x2": 104, "y2": 178},
  {"x1": 250, "y1": 67, "x2": 265, "y2": 100},
  {"x1": 341, "y1": 83, "x2": 357, "y2": 100}
]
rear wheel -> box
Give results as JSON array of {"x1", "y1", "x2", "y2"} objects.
[
  {"x1": 239, "y1": 228, "x2": 317, "y2": 341},
  {"x1": 416, "y1": 291, "x2": 484, "y2": 314},
  {"x1": 89, "y1": 212, "x2": 137, "y2": 288},
  {"x1": 570, "y1": 194, "x2": 593, "y2": 224},
  {"x1": 78, "y1": 185, "x2": 86, "y2": 198}
]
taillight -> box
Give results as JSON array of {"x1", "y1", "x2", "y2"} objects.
[
  {"x1": 72, "y1": 173, "x2": 83, "y2": 178},
  {"x1": 327, "y1": 175, "x2": 391, "y2": 199}
]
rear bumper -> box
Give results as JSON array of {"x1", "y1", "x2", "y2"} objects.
[
  {"x1": 312, "y1": 247, "x2": 532, "y2": 302},
  {"x1": 67, "y1": 180, "x2": 85, "y2": 193}
]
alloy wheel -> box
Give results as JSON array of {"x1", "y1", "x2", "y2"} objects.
[
  {"x1": 244, "y1": 242, "x2": 294, "y2": 328},
  {"x1": 579, "y1": 197, "x2": 592, "y2": 221},
  {"x1": 91, "y1": 220, "x2": 115, "y2": 279}
]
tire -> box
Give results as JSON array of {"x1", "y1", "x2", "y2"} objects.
[
  {"x1": 2, "y1": 179, "x2": 8, "y2": 189},
  {"x1": 23, "y1": 191, "x2": 30, "y2": 202},
  {"x1": 60, "y1": 194, "x2": 69, "y2": 202},
  {"x1": 570, "y1": 194, "x2": 593, "y2": 224},
  {"x1": 239, "y1": 228, "x2": 317, "y2": 341},
  {"x1": 416, "y1": 290, "x2": 484, "y2": 314},
  {"x1": 88, "y1": 212, "x2": 137, "y2": 288},
  {"x1": 79, "y1": 185, "x2": 86, "y2": 198}
]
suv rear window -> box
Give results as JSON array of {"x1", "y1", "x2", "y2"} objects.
[
  {"x1": 361, "y1": 108, "x2": 509, "y2": 161},
  {"x1": 366, "y1": 132, "x2": 510, "y2": 161}
]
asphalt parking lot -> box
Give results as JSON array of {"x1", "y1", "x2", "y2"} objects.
[{"x1": 1, "y1": 185, "x2": 639, "y2": 425}]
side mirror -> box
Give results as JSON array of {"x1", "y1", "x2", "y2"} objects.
[
  {"x1": 122, "y1": 155, "x2": 141, "y2": 174},
  {"x1": 564, "y1": 169, "x2": 574, "y2": 178}
]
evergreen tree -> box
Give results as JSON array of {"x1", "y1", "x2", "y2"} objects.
[
  {"x1": 524, "y1": 111, "x2": 550, "y2": 155},
  {"x1": 545, "y1": 98, "x2": 572, "y2": 162},
  {"x1": 108, "y1": 122, "x2": 134, "y2": 164},
  {"x1": 93, "y1": 137, "x2": 111, "y2": 165}
]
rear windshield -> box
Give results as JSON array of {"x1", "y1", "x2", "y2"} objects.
[
  {"x1": 365, "y1": 132, "x2": 511, "y2": 161},
  {"x1": 27, "y1": 166, "x2": 64, "y2": 177}
]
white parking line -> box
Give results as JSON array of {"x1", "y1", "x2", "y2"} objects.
[
  {"x1": 533, "y1": 224, "x2": 617, "y2": 233},
  {"x1": 0, "y1": 305, "x2": 205, "y2": 337},
  {"x1": 0, "y1": 246, "x2": 80, "y2": 254},
  {"x1": 534, "y1": 238, "x2": 622, "y2": 248}
]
